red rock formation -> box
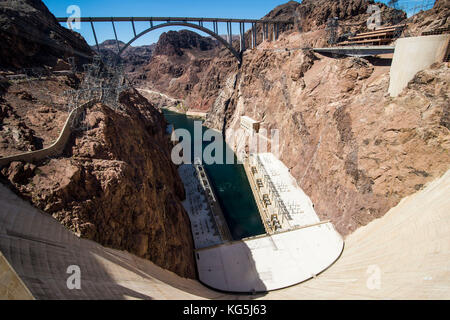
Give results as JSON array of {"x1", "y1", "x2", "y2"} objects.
[
  {"x1": 406, "y1": 0, "x2": 450, "y2": 36},
  {"x1": 205, "y1": 31, "x2": 449, "y2": 236},
  {"x1": 1, "y1": 81, "x2": 196, "y2": 278},
  {"x1": 136, "y1": 30, "x2": 221, "y2": 106}
]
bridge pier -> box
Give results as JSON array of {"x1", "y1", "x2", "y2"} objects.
[
  {"x1": 89, "y1": 19, "x2": 100, "y2": 52},
  {"x1": 239, "y1": 22, "x2": 245, "y2": 52},
  {"x1": 131, "y1": 18, "x2": 136, "y2": 37},
  {"x1": 251, "y1": 22, "x2": 256, "y2": 49},
  {"x1": 273, "y1": 23, "x2": 276, "y2": 41}
]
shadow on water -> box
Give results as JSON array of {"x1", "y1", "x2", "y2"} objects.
[{"x1": 162, "y1": 110, "x2": 265, "y2": 240}]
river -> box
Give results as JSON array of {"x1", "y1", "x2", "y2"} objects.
[{"x1": 162, "y1": 109, "x2": 265, "y2": 240}]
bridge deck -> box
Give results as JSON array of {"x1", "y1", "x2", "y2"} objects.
[{"x1": 56, "y1": 17, "x2": 293, "y2": 24}]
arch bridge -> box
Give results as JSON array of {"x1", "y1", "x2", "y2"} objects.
[{"x1": 56, "y1": 17, "x2": 294, "y2": 63}]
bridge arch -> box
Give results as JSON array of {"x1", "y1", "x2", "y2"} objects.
[{"x1": 118, "y1": 22, "x2": 241, "y2": 63}]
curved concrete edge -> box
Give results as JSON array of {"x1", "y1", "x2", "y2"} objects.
[
  {"x1": 0, "y1": 99, "x2": 100, "y2": 167},
  {"x1": 0, "y1": 251, "x2": 34, "y2": 300},
  {"x1": 196, "y1": 222, "x2": 344, "y2": 293}
]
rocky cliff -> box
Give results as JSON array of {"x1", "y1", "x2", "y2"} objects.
[
  {"x1": 131, "y1": 0, "x2": 407, "y2": 111},
  {"x1": 0, "y1": 0, "x2": 196, "y2": 278},
  {"x1": 116, "y1": 0, "x2": 448, "y2": 237},
  {"x1": 94, "y1": 40, "x2": 156, "y2": 79},
  {"x1": 0, "y1": 0, "x2": 93, "y2": 70},
  {"x1": 135, "y1": 30, "x2": 221, "y2": 108},
  {"x1": 0, "y1": 72, "x2": 196, "y2": 278}
]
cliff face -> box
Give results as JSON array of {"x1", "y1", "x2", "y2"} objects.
[
  {"x1": 131, "y1": 0, "x2": 406, "y2": 111},
  {"x1": 204, "y1": 29, "x2": 449, "y2": 236},
  {"x1": 0, "y1": 75, "x2": 196, "y2": 278},
  {"x1": 181, "y1": 0, "x2": 449, "y2": 237},
  {"x1": 0, "y1": 0, "x2": 196, "y2": 278},
  {"x1": 0, "y1": 0, "x2": 93, "y2": 70},
  {"x1": 295, "y1": 0, "x2": 405, "y2": 32}
]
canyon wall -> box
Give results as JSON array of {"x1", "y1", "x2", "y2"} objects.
[
  {"x1": 204, "y1": 33, "x2": 449, "y2": 236},
  {"x1": 0, "y1": 0, "x2": 93, "y2": 70}
]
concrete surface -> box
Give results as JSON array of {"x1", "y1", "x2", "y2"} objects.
[
  {"x1": 0, "y1": 168, "x2": 449, "y2": 299},
  {"x1": 388, "y1": 34, "x2": 449, "y2": 97},
  {"x1": 178, "y1": 164, "x2": 224, "y2": 249}
]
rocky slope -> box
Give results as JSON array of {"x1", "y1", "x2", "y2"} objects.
[
  {"x1": 203, "y1": 24, "x2": 449, "y2": 236},
  {"x1": 94, "y1": 40, "x2": 156, "y2": 79},
  {"x1": 0, "y1": 0, "x2": 196, "y2": 278},
  {"x1": 0, "y1": 0, "x2": 93, "y2": 70},
  {"x1": 0, "y1": 71, "x2": 196, "y2": 278},
  {"x1": 131, "y1": 0, "x2": 407, "y2": 111}
]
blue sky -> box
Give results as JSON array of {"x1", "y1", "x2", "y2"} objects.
[
  {"x1": 43, "y1": 0, "x2": 296, "y2": 46},
  {"x1": 43, "y1": 0, "x2": 434, "y2": 47}
]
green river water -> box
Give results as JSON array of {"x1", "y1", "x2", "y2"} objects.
[{"x1": 162, "y1": 109, "x2": 265, "y2": 240}]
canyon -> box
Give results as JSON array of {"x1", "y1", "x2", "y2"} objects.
[{"x1": 0, "y1": 0, "x2": 449, "y2": 295}]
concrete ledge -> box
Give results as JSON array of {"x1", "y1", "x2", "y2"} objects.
[{"x1": 388, "y1": 34, "x2": 449, "y2": 97}]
